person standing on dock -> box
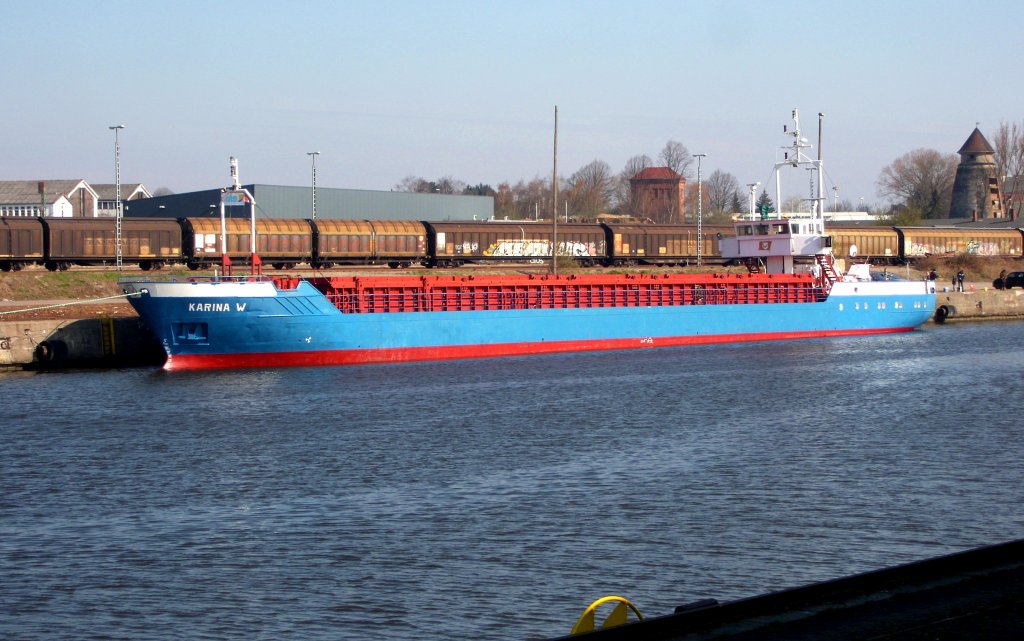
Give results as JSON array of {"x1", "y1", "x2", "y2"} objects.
[{"x1": 957, "y1": 270, "x2": 966, "y2": 292}]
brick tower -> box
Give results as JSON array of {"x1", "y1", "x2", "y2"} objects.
[
  {"x1": 949, "y1": 127, "x2": 1005, "y2": 219},
  {"x1": 629, "y1": 167, "x2": 686, "y2": 223}
]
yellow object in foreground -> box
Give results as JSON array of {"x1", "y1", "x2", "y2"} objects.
[{"x1": 570, "y1": 595, "x2": 643, "y2": 635}]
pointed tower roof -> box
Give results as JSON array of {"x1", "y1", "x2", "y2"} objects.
[{"x1": 958, "y1": 127, "x2": 995, "y2": 154}]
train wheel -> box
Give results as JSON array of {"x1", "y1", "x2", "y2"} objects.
[
  {"x1": 187, "y1": 261, "x2": 201, "y2": 271},
  {"x1": 45, "y1": 261, "x2": 58, "y2": 272},
  {"x1": 272, "y1": 263, "x2": 285, "y2": 270},
  {"x1": 140, "y1": 261, "x2": 152, "y2": 271},
  {"x1": 58, "y1": 262, "x2": 70, "y2": 271},
  {"x1": 388, "y1": 262, "x2": 400, "y2": 269},
  {"x1": 0, "y1": 262, "x2": 9, "y2": 272}
]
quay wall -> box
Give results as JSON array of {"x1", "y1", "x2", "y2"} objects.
[
  {"x1": 0, "y1": 318, "x2": 164, "y2": 369},
  {"x1": 1, "y1": 287, "x2": 1022, "y2": 369},
  {"x1": 933, "y1": 287, "x2": 1024, "y2": 323}
]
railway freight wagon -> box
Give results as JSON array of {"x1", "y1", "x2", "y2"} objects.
[
  {"x1": 311, "y1": 219, "x2": 427, "y2": 268},
  {"x1": 0, "y1": 217, "x2": 44, "y2": 271},
  {"x1": 897, "y1": 227, "x2": 1023, "y2": 258},
  {"x1": 182, "y1": 218, "x2": 313, "y2": 269},
  {"x1": 828, "y1": 226, "x2": 900, "y2": 262},
  {"x1": 604, "y1": 223, "x2": 731, "y2": 265},
  {"x1": 42, "y1": 217, "x2": 183, "y2": 271},
  {"x1": 424, "y1": 221, "x2": 607, "y2": 267}
]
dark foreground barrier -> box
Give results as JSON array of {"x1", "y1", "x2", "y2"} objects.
[{"x1": 550, "y1": 538, "x2": 1024, "y2": 640}]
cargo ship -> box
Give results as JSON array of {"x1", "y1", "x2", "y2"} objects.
[{"x1": 120, "y1": 111, "x2": 936, "y2": 371}]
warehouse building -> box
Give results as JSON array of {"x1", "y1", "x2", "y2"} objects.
[{"x1": 122, "y1": 184, "x2": 494, "y2": 221}]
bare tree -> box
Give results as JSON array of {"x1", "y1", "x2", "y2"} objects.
[
  {"x1": 659, "y1": 140, "x2": 693, "y2": 179},
  {"x1": 613, "y1": 154, "x2": 653, "y2": 214},
  {"x1": 494, "y1": 182, "x2": 516, "y2": 218},
  {"x1": 509, "y1": 176, "x2": 555, "y2": 220},
  {"x1": 704, "y1": 169, "x2": 741, "y2": 218},
  {"x1": 782, "y1": 195, "x2": 808, "y2": 213},
  {"x1": 436, "y1": 176, "x2": 467, "y2": 195},
  {"x1": 395, "y1": 175, "x2": 468, "y2": 195},
  {"x1": 567, "y1": 160, "x2": 615, "y2": 220},
  {"x1": 876, "y1": 148, "x2": 958, "y2": 219},
  {"x1": 395, "y1": 175, "x2": 429, "y2": 192},
  {"x1": 622, "y1": 154, "x2": 653, "y2": 179},
  {"x1": 992, "y1": 120, "x2": 1024, "y2": 215}
]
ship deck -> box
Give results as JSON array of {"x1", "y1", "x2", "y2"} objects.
[{"x1": 272, "y1": 273, "x2": 825, "y2": 314}]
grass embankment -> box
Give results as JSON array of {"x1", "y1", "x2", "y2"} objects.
[{"x1": 0, "y1": 269, "x2": 194, "y2": 302}]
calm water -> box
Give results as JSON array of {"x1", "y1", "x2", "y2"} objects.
[{"x1": 2, "y1": 322, "x2": 1024, "y2": 640}]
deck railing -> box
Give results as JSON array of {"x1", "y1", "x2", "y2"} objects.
[{"x1": 316, "y1": 280, "x2": 822, "y2": 314}]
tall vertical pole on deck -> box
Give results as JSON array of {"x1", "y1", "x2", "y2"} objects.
[
  {"x1": 219, "y1": 196, "x2": 229, "y2": 275},
  {"x1": 817, "y1": 112, "x2": 825, "y2": 220},
  {"x1": 694, "y1": 153, "x2": 706, "y2": 266},
  {"x1": 552, "y1": 106, "x2": 558, "y2": 276}
]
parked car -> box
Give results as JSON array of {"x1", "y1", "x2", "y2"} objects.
[{"x1": 997, "y1": 271, "x2": 1024, "y2": 289}]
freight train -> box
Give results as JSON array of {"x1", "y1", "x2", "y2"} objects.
[{"x1": 1, "y1": 216, "x2": 1021, "y2": 272}]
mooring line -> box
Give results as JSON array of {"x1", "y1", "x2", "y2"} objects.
[{"x1": 0, "y1": 292, "x2": 140, "y2": 316}]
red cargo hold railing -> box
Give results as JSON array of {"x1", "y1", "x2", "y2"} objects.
[{"x1": 273, "y1": 273, "x2": 824, "y2": 314}]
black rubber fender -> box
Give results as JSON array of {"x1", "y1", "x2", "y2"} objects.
[
  {"x1": 35, "y1": 340, "x2": 68, "y2": 362},
  {"x1": 934, "y1": 304, "x2": 957, "y2": 324}
]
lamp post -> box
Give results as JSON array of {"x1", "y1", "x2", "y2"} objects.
[
  {"x1": 109, "y1": 125, "x2": 125, "y2": 271},
  {"x1": 746, "y1": 182, "x2": 760, "y2": 218},
  {"x1": 307, "y1": 151, "x2": 320, "y2": 219},
  {"x1": 693, "y1": 153, "x2": 706, "y2": 265}
]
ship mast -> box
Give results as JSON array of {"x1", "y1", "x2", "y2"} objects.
[
  {"x1": 720, "y1": 109, "x2": 835, "y2": 280},
  {"x1": 773, "y1": 109, "x2": 825, "y2": 219},
  {"x1": 218, "y1": 156, "x2": 263, "y2": 276}
]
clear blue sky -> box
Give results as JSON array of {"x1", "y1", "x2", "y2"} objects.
[{"x1": 5, "y1": 0, "x2": 1022, "y2": 207}]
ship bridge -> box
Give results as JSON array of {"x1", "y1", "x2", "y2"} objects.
[{"x1": 720, "y1": 215, "x2": 832, "y2": 275}]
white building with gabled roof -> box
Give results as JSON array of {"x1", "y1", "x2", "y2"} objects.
[
  {"x1": 91, "y1": 183, "x2": 152, "y2": 217},
  {"x1": 0, "y1": 179, "x2": 100, "y2": 217}
]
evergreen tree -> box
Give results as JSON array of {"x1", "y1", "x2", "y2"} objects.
[{"x1": 755, "y1": 192, "x2": 775, "y2": 217}]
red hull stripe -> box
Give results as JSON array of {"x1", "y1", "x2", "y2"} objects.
[{"x1": 164, "y1": 327, "x2": 914, "y2": 370}]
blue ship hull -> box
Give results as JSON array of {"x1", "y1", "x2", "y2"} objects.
[{"x1": 120, "y1": 276, "x2": 936, "y2": 370}]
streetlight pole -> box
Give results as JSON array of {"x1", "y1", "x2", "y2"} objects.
[
  {"x1": 747, "y1": 182, "x2": 760, "y2": 217},
  {"x1": 693, "y1": 153, "x2": 706, "y2": 265},
  {"x1": 109, "y1": 125, "x2": 125, "y2": 271},
  {"x1": 307, "y1": 151, "x2": 320, "y2": 219}
]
